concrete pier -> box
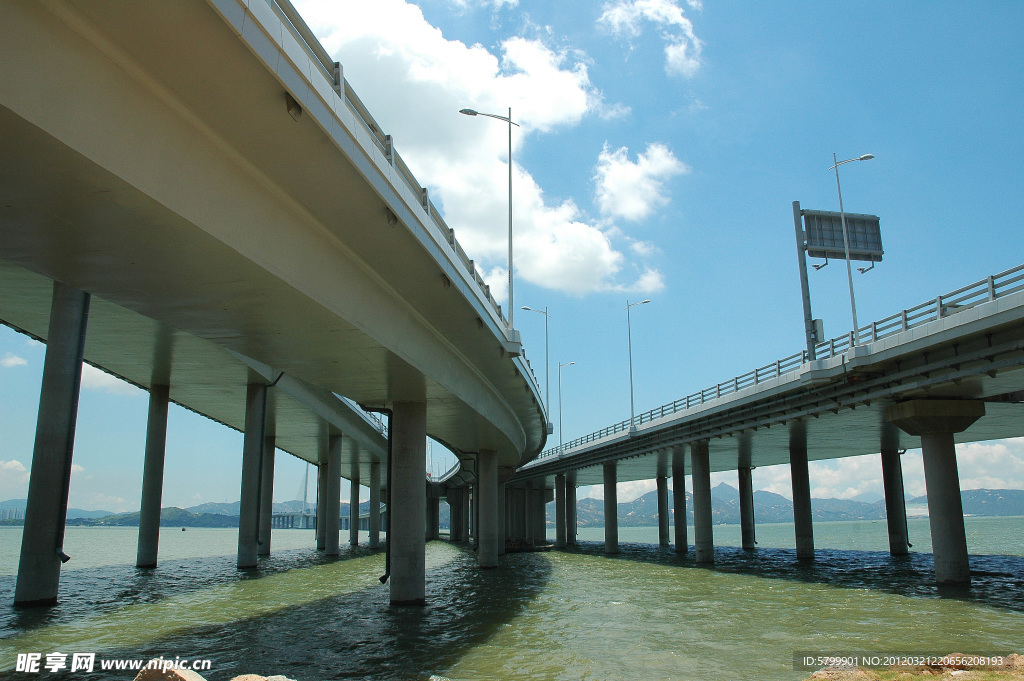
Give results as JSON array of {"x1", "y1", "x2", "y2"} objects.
[
  {"x1": 15, "y1": 283, "x2": 90, "y2": 607},
  {"x1": 324, "y1": 435, "x2": 342, "y2": 556},
  {"x1": 316, "y1": 461, "x2": 327, "y2": 551},
  {"x1": 880, "y1": 447, "x2": 910, "y2": 556},
  {"x1": 656, "y1": 474, "x2": 669, "y2": 547},
  {"x1": 672, "y1": 446, "x2": 687, "y2": 554},
  {"x1": 603, "y1": 461, "x2": 618, "y2": 554},
  {"x1": 349, "y1": 475, "x2": 360, "y2": 545},
  {"x1": 258, "y1": 436, "x2": 275, "y2": 556},
  {"x1": 478, "y1": 449, "x2": 499, "y2": 568},
  {"x1": 565, "y1": 471, "x2": 577, "y2": 547},
  {"x1": 390, "y1": 401, "x2": 427, "y2": 605},
  {"x1": 691, "y1": 440, "x2": 714, "y2": 564},
  {"x1": 887, "y1": 399, "x2": 984, "y2": 585},
  {"x1": 555, "y1": 473, "x2": 567, "y2": 548},
  {"x1": 534, "y1": 485, "x2": 547, "y2": 543},
  {"x1": 137, "y1": 384, "x2": 170, "y2": 569},
  {"x1": 368, "y1": 462, "x2": 381, "y2": 549},
  {"x1": 237, "y1": 384, "x2": 268, "y2": 569},
  {"x1": 738, "y1": 466, "x2": 755, "y2": 550},
  {"x1": 789, "y1": 428, "x2": 814, "y2": 560},
  {"x1": 426, "y1": 495, "x2": 440, "y2": 541}
]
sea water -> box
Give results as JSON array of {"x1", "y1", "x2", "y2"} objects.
[{"x1": 0, "y1": 518, "x2": 1021, "y2": 680}]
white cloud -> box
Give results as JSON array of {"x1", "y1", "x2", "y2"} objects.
[
  {"x1": 0, "y1": 459, "x2": 30, "y2": 499},
  {"x1": 81, "y1": 364, "x2": 142, "y2": 396},
  {"x1": 292, "y1": 0, "x2": 663, "y2": 297},
  {"x1": 594, "y1": 142, "x2": 688, "y2": 221},
  {"x1": 597, "y1": 0, "x2": 704, "y2": 77},
  {"x1": 1, "y1": 353, "x2": 27, "y2": 368}
]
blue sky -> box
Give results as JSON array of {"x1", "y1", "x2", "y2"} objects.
[{"x1": 2, "y1": 0, "x2": 1024, "y2": 511}]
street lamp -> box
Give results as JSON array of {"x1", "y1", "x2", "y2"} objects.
[
  {"x1": 460, "y1": 107, "x2": 520, "y2": 327},
  {"x1": 558, "y1": 361, "x2": 575, "y2": 448},
  {"x1": 828, "y1": 152, "x2": 874, "y2": 339},
  {"x1": 625, "y1": 299, "x2": 651, "y2": 432},
  {"x1": 521, "y1": 305, "x2": 551, "y2": 420}
]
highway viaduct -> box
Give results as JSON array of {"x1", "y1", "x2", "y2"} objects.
[
  {"x1": 0, "y1": 0, "x2": 547, "y2": 606},
  {"x1": 507, "y1": 262, "x2": 1024, "y2": 585}
]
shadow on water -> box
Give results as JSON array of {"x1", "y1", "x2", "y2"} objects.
[
  {"x1": 0, "y1": 542, "x2": 552, "y2": 681},
  {"x1": 566, "y1": 540, "x2": 1024, "y2": 614}
]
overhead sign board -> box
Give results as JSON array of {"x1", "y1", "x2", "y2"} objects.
[{"x1": 802, "y1": 209, "x2": 883, "y2": 262}]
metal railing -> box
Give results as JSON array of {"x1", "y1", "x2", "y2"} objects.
[
  {"x1": 530, "y1": 262, "x2": 1024, "y2": 464},
  {"x1": 267, "y1": 0, "x2": 541, "y2": 397}
]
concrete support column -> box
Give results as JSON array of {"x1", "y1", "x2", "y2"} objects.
[
  {"x1": 524, "y1": 483, "x2": 535, "y2": 545},
  {"x1": 789, "y1": 431, "x2": 814, "y2": 561},
  {"x1": 887, "y1": 400, "x2": 984, "y2": 585},
  {"x1": 316, "y1": 461, "x2": 327, "y2": 551},
  {"x1": 15, "y1": 283, "x2": 90, "y2": 607},
  {"x1": 566, "y1": 471, "x2": 577, "y2": 547},
  {"x1": 603, "y1": 461, "x2": 618, "y2": 554},
  {"x1": 369, "y1": 462, "x2": 381, "y2": 549},
  {"x1": 656, "y1": 474, "x2": 669, "y2": 547},
  {"x1": 324, "y1": 435, "x2": 342, "y2": 556},
  {"x1": 691, "y1": 440, "x2": 714, "y2": 564},
  {"x1": 390, "y1": 401, "x2": 427, "y2": 605},
  {"x1": 536, "y1": 485, "x2": 544, "y2": 544},
  {"x1": 463, "y1": 483, "x2": 473, "y2": 545},
  {"x1": 497, "y1": 467, "x2": 512, "y2": 555},
  {"x1": 671, "y1": 446, "x2": 687, "y2": 554},
  {"x1": 738, "y1": 466, "x2": 756, "y2": 550},
  {"x1": 555, "y1": 474, "x2": 567, "y2": 548},
  {"x1": 349, "y1": 476, "x2": 360, "y2": 545},
  {"x1": 880, "y1": 448, "x2": 909, "y2": 556},
  {"x1": 448, "y1": 488, "x2": 462, "y2": 542},
  {"x1": 237, "y1": 384, "x2": 268, "y2": 569},
  {"x1": 425, "y1": 495, "x2": 440, "y2": 541},
  {"x1": 478, "y1": 449, "x2": 499, "y2": 568},
  {"x1": 137, "y1": 384, "x2": 170, "y2": 569},
  {"x1": 258, "y1": 436, "x2": 276, "y2": 556}
]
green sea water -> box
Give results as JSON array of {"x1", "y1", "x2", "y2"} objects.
[{"x1": 0, "y1": 518, "x2": 1021, "y2": 680}]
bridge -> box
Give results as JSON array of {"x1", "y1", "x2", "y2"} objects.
[
  {"x1": 508, "y1": 261, "x2": 1024, "y2": 584},
  {"x1": 0, "y1": 0, "x2": 547, "y2": 607}
]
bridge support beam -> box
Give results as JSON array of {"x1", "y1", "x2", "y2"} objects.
[
  {"x1": 880, "y1": 448, "x2": 910, "y2": 556},
  {"x1": 137, "y1": 384, "x2": 169, "y2": 569},
  {"x1": 258, "y1": 436, "x2": 275, "y2": 556},
  {"x1": 887, "y1": 399, "x2": 984, "y2": 585},
  {"x1": 691, "y1": 440, "x2": 714, "y2": 564},
  {"x1": 535, "y1": 485, "x2": 548, "y2": 544},
  {"x1": 672, "y1": 446, "x2": 687, "y2": 554},
  {"x1": 350, "y1": 475, "x2": 361, "y2": 545},
  {"x1": 498, "y1": 467, "x2": 513, "y2": 554},
  {"x1": 391, "y1": 401, "x2": 427, "y2": 605},
  {"x1": 566, "y1": 471, "x2": 577, "y2": 547},
  {"x1": 316, "y1": 460, "x2": 328, "y2": 550},
  {"x1": 466, "y1": 480, "x2": 476, "y2": 547},
  {"x1": 448, "y1": 488, "x2": 463, "y2": 542},
  {"x1": 657, "y1": 474, "x2": 670, "y2": 547},
  {"x1": 555, "y1": 474, "x2": 567, "y2": 548},
  {"x1": 238, "y1": 384, "x2": 268, "y2": 569},
  {"x1": 478, "y1": 449, "x2": 499, "y2": 568},
  {"x1": 603, "y1": 461, "x2": 619, "y2": 554},
  {"x1": 324, "y1": 435, "x2": 342, "y2": 556},
  {"x1": 524, "y1": 483, "x2": 535, "y2": 545},
  {"x1": 789, "y1": 429, "x2": 814, "y2": 561},
  {"x1": 369, "y1": 462, "x2": 381, "y2": 549},
  {"x1": 739, "y1": 466, "x2": 756, "y2": 550},
  {"x1": 15, "y1": 283, "x2": 90, "y2": 607},
  {"x1": 426, "y1": 494, "x2": 440, "y2": 541}
]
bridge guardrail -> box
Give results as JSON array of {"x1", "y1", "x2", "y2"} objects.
[
  {"x1": 530, "y1": 262, "x2": 1024, "y2": 464},
  {"x1": 267, "y1": 0, "x2": 541, "y2": 398}
]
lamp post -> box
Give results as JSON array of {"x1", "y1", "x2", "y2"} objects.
[
  {"x1": 521, "y1": 305, "x2": 551, "y2": 411},
  {"x1": 829, "y1": 153, "x2": 874, "y2": 341},
  {"x1": 625, "y1": 299, "x2": 650, "y2": 432},
  {"x1": 460, "y1": 107, "x2": 519, "y2": 328},
  {"x1": 558, "y1": 361, "x2": 575, "y2": 448}
]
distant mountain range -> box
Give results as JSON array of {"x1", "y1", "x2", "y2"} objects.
[
  {"x1": 1, "y1": 487, "x2": 1022, "y2": 528},
  {"x1": 570, "y1": 484, "x2": 1024, "y2": 528}
]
